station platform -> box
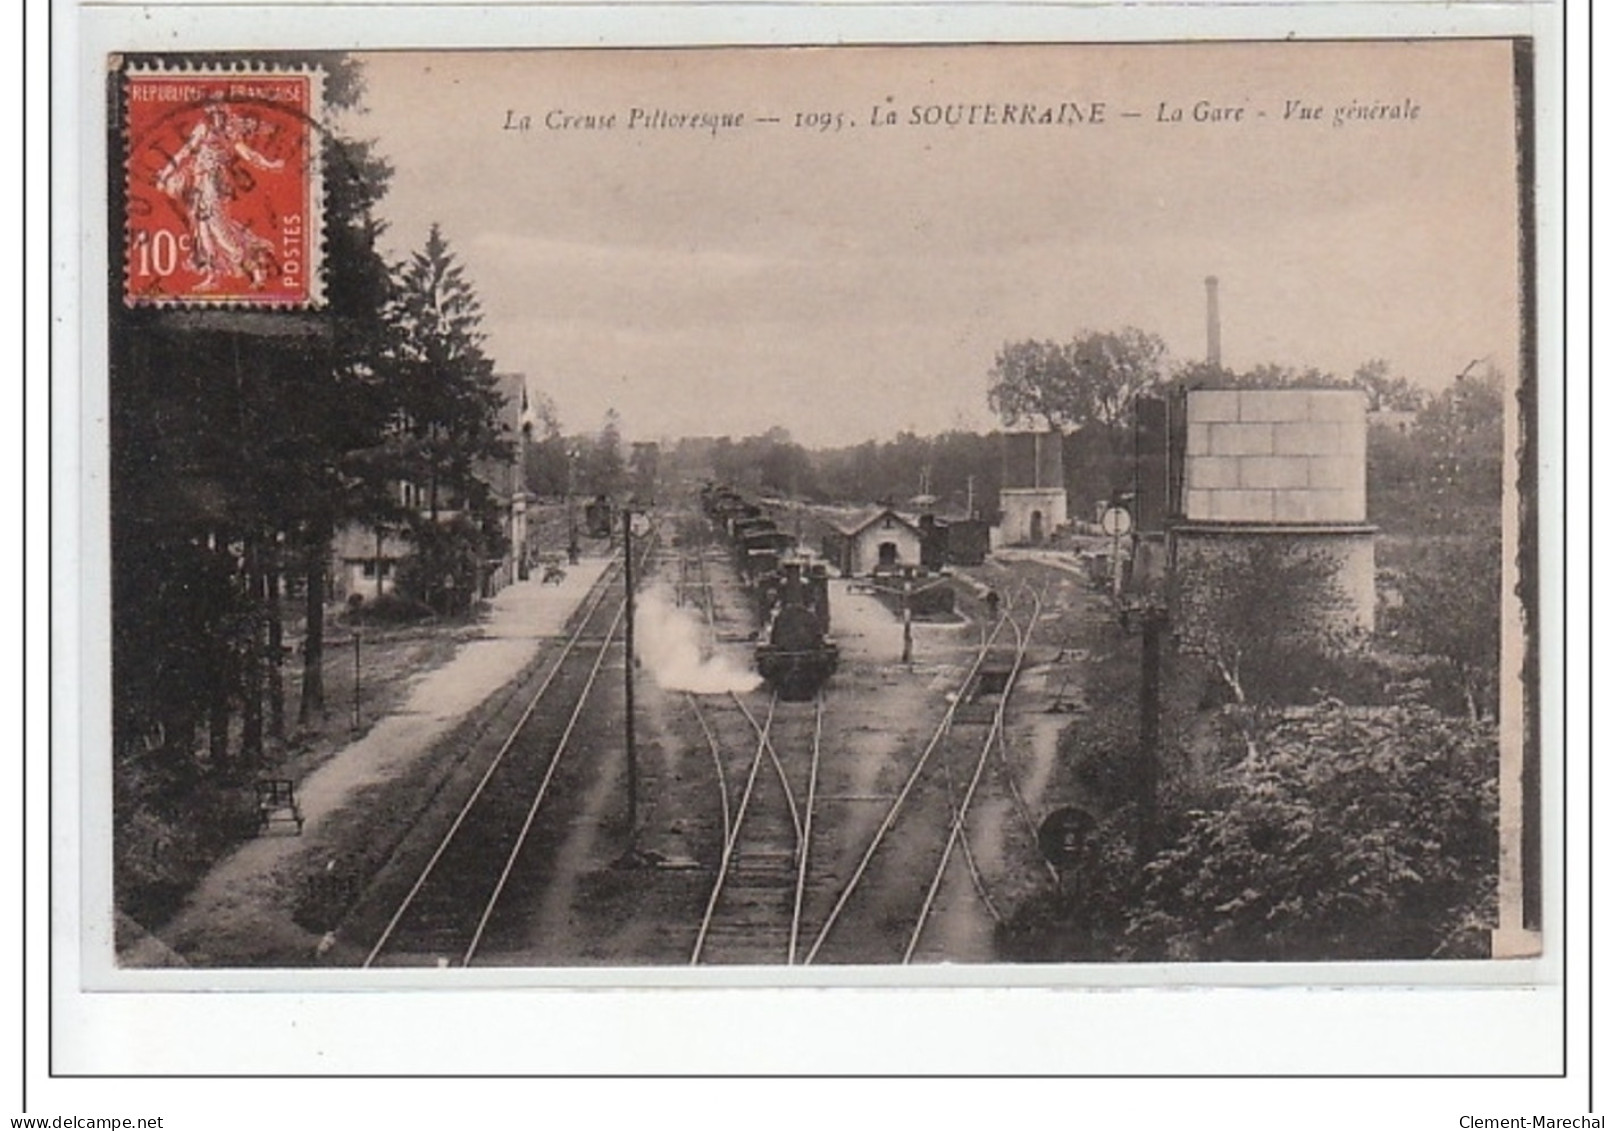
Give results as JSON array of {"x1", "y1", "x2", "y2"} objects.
[{"x1": 117, "y1": 556, "x2": 614, "y2": 967}]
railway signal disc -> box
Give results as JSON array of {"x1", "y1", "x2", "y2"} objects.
[
  {"x1": 1038, "y1": 806, "x2": 1093, "y2": 867},
  {"x1": 1100, "y1": 506, "x2": 1133, "y2": 537}
]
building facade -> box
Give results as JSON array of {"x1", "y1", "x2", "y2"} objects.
[
  {"x1": 823, "y1": 508, "x2": 923, "y2": 577},
  {"x1": 997, "y1": 430, "x2": 1068, "y2": 546},
  {"x1": 331, "y1": 372, "x2": 532, "y2": 605}
]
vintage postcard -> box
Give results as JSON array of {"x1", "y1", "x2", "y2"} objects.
[{"x1": 80, "y1": 28, "x2": 1550, "y2": 1015}]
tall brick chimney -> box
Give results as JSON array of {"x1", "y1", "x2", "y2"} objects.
[{"x1": 1205, "y1": 275, "x2": 1222, "y2": 367}]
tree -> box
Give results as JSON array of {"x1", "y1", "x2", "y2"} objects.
[
  {"x1": 707, "y1": 428, "x2": 818, "y2": 499},
  {"x1": 1390, "y1": 533, "x2": 1503, "y2": 720},
  {"x1": 379, "y1": 225, "x2": 511, "y2": 614},
  {"x1": 1415, "y1": 363, "x2": 1506, "y2": 528},
  {"x1": 108, "y1": 53, "x2": 400, "y2": 751},
  {"x1": 1177, "y1": 359, "x2": 1350, "y2": 391},
  {"x1": 522, "y1": 391, "x2": 571, "y2": 498},
  {"x1": 1378, "y1": 364, "x2": 1504, "y2": 718},
  {"x1": 108, "y1": 53, "x2": 401, "y2": 922},
  {"x1": 290, "y1": 81, "x2": 399, "y2": 727},
  {"x1": 578, "y1": 409, "x2": 625, "y2": 497},
  {"x1": 1125, "y1": 701, "x2": 1498, "y2": 961},
  {"x1": 987, "y1": 327, "x2": 1167, "y2": 431},
  {"x1": 1353, "y1": 359, "x2": 1428, "y2": 413},
  {"x1": 383, "y1": 224, "x2": 509, "y2": 520},
  {"x1": 1174, "y1": 538, "x2": 1352, "y2": 757}
]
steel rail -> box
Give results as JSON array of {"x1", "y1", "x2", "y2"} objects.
[
  {"x1": 728, "y1": 691, "x2": 803, "y2": 849},
  {"x1": 903, "y1": 588, "x2": 1042, "y2": 963},
  {"x1": 682, "y1": 543, "x2": 734, "y2": 846},
  {"x1": 801, "y1": 610, "x2": 1013, "y2": 965},
  {"x1": 461, "y1": 595, "x2": 629, "y2": 963},
  {"x1": 997, "y1": 705, "x2": 1062, "y2": 886},
  {"x1": 938, "y1": 589, "x2": 1037, "y2": 921},
  {"x1": 999, "y1": 577, "x2": 1062, "y2": 888},
  {"x1": 939, "y1": 704, "x2": 1005, "y2": 928},
  {"x1": 989, "y1": 578, "x2": 1061, "y2": 884},
  {"x1": 687, "y1": 692, "x2": 734, "y2": 850},
  {"x1": 360, "y1": 558, "x2": 624, "y2": 968},
  {"x1": 694, "y1": 545, "x2": 718, "y2": 639},
  {"x1": 787, "y1": 694, "x2": 824, "y2": 965},
  {"x1": 931, "y1": 591, "x2": 1038, "y2": 932},
  {"x1": 687, "y1": 530, "x2": 801, "y2": 847},
  {"x1": 689, "y1": 693, "x2": 778, "y2": 965}
]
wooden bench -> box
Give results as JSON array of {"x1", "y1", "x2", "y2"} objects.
[{"x1": 255, "y1": 779, "x2": 304, "y2": 835}]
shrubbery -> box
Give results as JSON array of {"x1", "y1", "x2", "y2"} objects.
[
  {"x1": 1016, "y1": 699, "x2": 1497, "y2": 962},
  {"x1": 1124, "y1": 702, "x2": 1497, "y2": 961},
  {"x1": 345, "y1": 592, "x2": 434, "y2": 625},
  {"x1": 395, "y1": 516, "x2": 489, "y2": 617},
  {"x1": 114, "y1": 755, "x2": 261, "y2": 928},
  {"x1": 1018, "y1": 520, "x2": 1502, "y2": 962}
]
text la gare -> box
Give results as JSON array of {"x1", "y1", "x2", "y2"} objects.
[{"x1": 1156, "y1": 99, "x2": 1246, "y2": 123}]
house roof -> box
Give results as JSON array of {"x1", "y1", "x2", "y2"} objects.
[{"x1": 834, "y1": 507, "x2": 921, "y2": 538}]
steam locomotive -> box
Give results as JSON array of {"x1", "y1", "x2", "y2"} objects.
[{"x1": 700, "y1": 484, "x2": 838, "y2": 701}]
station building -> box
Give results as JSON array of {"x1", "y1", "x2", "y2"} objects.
[{"x1": 821, "y1": 507, "x2": 923, "y2": 577}]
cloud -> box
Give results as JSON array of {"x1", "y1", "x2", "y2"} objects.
[{"x1": 356, "y1": 42, "x2": 1524, "y2": 444}]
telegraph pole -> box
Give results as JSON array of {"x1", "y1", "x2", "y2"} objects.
[
  {"x1": 352, "y1": 628, "x2": 362, "y2": 732},
  {"x1": 622, "y1": 508, "x2": 638, "y2": 844},
  {"x1": 566, "y1": 449, "x2": 580, "y2": 564},
  {"x1": 901, "y1": 577, "x2": 914, "y2": 665},
  {"x1": 1137, "y1": 603, "x2": 1165, "y2": 860}
]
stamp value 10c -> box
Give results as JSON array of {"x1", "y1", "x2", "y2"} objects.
[{"x1": 122, "y1": 66, "x2": 323, "y2": 308}]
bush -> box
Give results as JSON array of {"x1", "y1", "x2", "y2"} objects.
[
  {"x1": 396, "y1": 516, "x2": 490, "y2": 617},
  {"x1": 996, "y1": 805, "x2": 1153, "y2": 961},
  {"x1": 114, "y1": 776, "x2": 260, "y2": 930},
  {"x1": 1123, "y1": 701, "x2": 1498, "y2": 962},
  {"x1": 345, "y1": 592, "x2": 434, "y2": 625},
  {"x1": 1383, "y1": 532, "x2": 1502, "y2": 720}
]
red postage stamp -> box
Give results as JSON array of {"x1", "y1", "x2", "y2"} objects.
[{"x1": 122, "y1": 65, "x2": 323, "y2": 307}]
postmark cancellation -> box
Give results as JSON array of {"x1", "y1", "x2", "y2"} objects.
[{"x1": 120, "y1": 62, "x2": 325, "y2": 309}]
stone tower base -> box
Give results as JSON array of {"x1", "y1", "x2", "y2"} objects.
[
  {"x1": 998, "y1": 488, "x2": 1068, "y2": 546},
  {"x1": 1172, "y1": 523, "x2": 1377, "y2": 635}
]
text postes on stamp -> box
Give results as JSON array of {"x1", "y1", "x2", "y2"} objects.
[{"x1": 123, "y1": 66, "x2": 323, "y2": 308}]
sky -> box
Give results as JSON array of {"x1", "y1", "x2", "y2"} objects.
[{"x1": 345, "y1": 41, "x2": 1524, "y2": 447}]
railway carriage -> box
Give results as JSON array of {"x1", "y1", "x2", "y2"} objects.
[{"x1": 583, "y1": 495, "x2": 615, "y2": 539}]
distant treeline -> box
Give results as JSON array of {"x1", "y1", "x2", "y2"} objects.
[
  {"x1": 624, "y1": 367, "x2": 1503, "y2": 531},
  {"x1": 524, "y1": 342, "x2": 1503, "y2": 533}
]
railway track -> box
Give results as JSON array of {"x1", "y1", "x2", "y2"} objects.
[
  {"x1": 362, "y1": 535, "x2": 656, "y2": 968},
  {"x1": 672, "y1": 529, "x2": 828, "y2": 966},
  {"x1": 903, "y1": 586, "x2": 1044, "y2": 962},
  {"x1": 670, "y1": 514, "x2": 1052, "y2": 967},
  {"x1": 802, "y1": 586, "x2": 1044, "y2": 965},
  {"x1": 688, "y1": 691, "x2": 822, "y2": 965}
]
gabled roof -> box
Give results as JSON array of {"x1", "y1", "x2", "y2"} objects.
[{"x1": 835, "y1": 507, "x2": 920, "y2": 538}]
